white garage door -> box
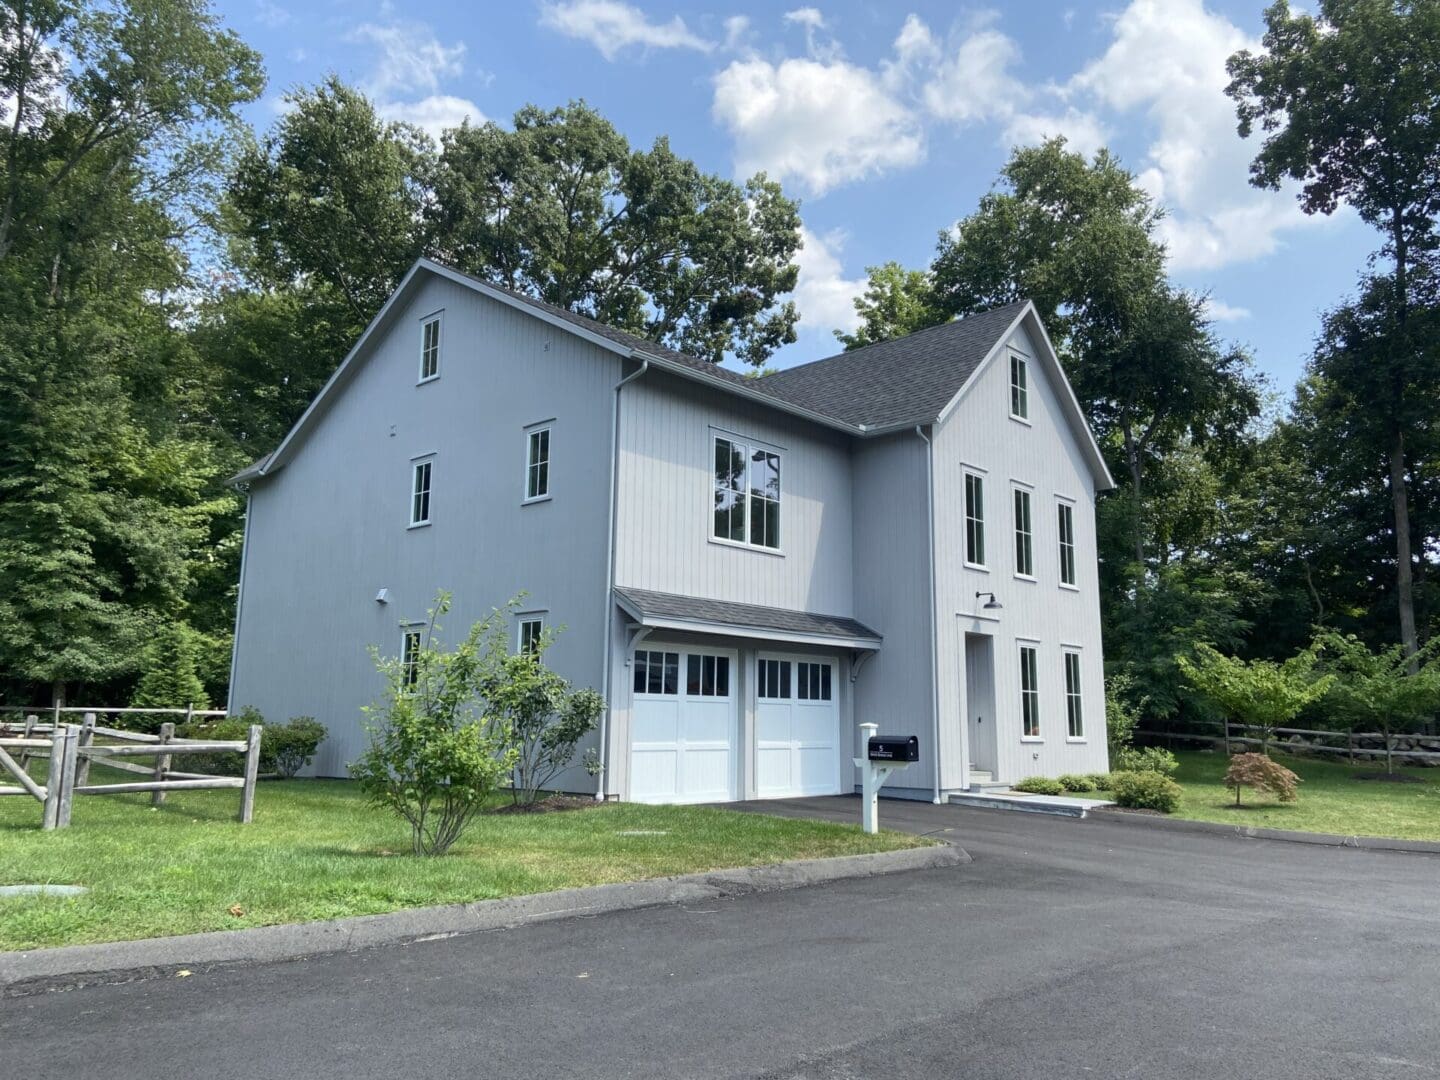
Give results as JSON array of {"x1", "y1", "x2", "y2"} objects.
[
  {"x1": 630, "y1": 647, "x2": 736, "y2": 803},
  {"x1": 755, "y1": 655, "x2": 841, "y2": 798}
]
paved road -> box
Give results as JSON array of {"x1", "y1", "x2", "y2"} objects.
[{"x1": 5, "y1": 801, "x2": 1438, "y2": 1079}]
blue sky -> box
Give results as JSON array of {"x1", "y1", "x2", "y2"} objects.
[{"x1": 218, "y1": 0, "x2": 1379, "y2": 393}]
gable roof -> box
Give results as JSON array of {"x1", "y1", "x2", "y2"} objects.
[{"x1": 232, "y1": 259, "x2": 1113, "y2": 490}]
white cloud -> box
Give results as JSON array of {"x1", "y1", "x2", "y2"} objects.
[
  {"x1": 723, "y1": 15, "x2": 750, "y2": 51},
  {"x1": 539, "y1": 1, "x2": 712, "y2": 60},
  {"x1": 1202, "y1": 297, "x2": 1252, "y2": 322},
  {"x1": 712, "y1": 55, "x2": 924, "y2": 195},
  {"x1": 784, "y1": 8, "x2": 826, "y2": 32},
  {"x1": 1069, "y1": 0, "x2": 1315, "y2": 271},
  {"x1": 793, "y1": 226, "x2": 866, "y2": 337},
  {"x1": 255, "y1": 0, "x2": 291, "y2": 28},
  {"x1": 347, "y1": 20, "x2": 466, "y2": 98},
  {"x1": 1003, "y1": 107, "x2": 1109, "y2": 158},
  {"x1": 920, "y1": 27, "x2": 1028, "y2": 124},
  {"x1": 379, "y1": 94, "x2": 486, "y2": 142}
]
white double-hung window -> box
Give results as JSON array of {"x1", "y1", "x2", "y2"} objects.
[
  {"x1": 964, "y1": 470, "x2": 986, "y2": 567},
  {"x1": 1019, "y1": 644, "x2": 1040, "y2": 739},
  {"x1": 410, "y1": 457, "x2": 434, "y2": 527},
  {"x1": 419, "y1": 312, "x2": 442, "y2": 382},
  {"x1": 1013, "y1": 485, "x2": 1034, "y2": 578},
  {"x1": 712, "y1": 434, "x2": 781, "y2": 551},
  {"x1": 1057, "y1": 500, "x2": 1077, "y2": 587},
  {"x1": 1009, "y1": 351, "x2": 1029, "y2": 420},
  {"x1": 1064, "y1": 651, "x2": 1084, "y2": 739},
  {"x1": 525, "y1": 425, "x2": 551, "y2": 501}
]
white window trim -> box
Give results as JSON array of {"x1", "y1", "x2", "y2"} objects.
[
  {"x1": 516, "y1": 612, "x2": 547, "y2": 654},
  {"x1": 400, "y1": 623, "x2": 426, "y2": 686},
  {"x1": 1011, "y1": 482, "x2": 1035, "y2": 582},
  {"x1": 409, "y1": 455, "x2": 435, "y2": 528},
  {"x1": 709, "y1": 431, "x2": 784, "y2": 554},
  {"x1": 1063, "y1": 648, "x2": 1085, "y2": 743},
  {"x1": 963, "y1": 468, "x2": 988, "y2": 571},
  {"x1": 417, "y1": 310, "x2": 443, "y2": 385},
  {"x1": 1019, "y1": 642, "x2": 1042, "y2": 742},
  {"x1": 523, "y1": 421, "x2": 553, "y2": 504},
  {"x1": 1056, "y1": 495, "x2": 1079, "y2": 590},
  {"x1": 1008, "y1": 348, "x2": 1031, "y2": 423}
]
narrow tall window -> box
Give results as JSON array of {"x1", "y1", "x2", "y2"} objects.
[
  {"x1": 1064, "y1": 652, "x2": 1084, "y2": 739},
  {"x1": 518, "y1": 617, "x2": 544, "y2": 655},
  {"x1": 401, "y1": 627, "x2": 423, "y2": 687},
  {"x1": 713, "y1": 435, "x2": 780, "y2": 550},
  {"x1": 1020, "y1": 645, "x2": 1040, "y2": 738},
  {"x1": 419, "y1": 315, "x2": 441, "y2": 382},
  {"x1": 1010, "y1": 352, "x2": 1029, "y2": 419},
  {"x1": 411, "y1": 459, "x2": 433, "y2": 526},
  {"x1": 526, "y1": 427, "x2": 550, "y2": 500},
  {"x1": 964, "y1": 472, "x2": 986, "y2": 566},
  {"x1": 1013, "y1": 487, "x2": 1033, "y2": 577},
  {"x1": 1057, "y1": 501, "x2": 1076, "y2": 586}
]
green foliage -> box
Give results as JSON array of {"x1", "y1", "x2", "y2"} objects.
[
  {"x1": 477, "y1": 622, "x2": 606, "y2": 806},
  {"x1": 1086, "y1": 773, "x2": 1118, "y2": 791},
  {"x1": 1058, "y1": 774, "x2": 1096, "y2": 793},
  {"x1": 1224, "y1": 752, "x2": 1300, "y2": 806},
  {"x1": 1110, "y1": 770, "x2": 1182, "y2": 813},
  {"x1": 130, "y1": 624, "x2": 209, "y2": 711},
  {"x1": 1104, "y1": 673, "x2": 1143, "y2": 762},
  {"x1": 836, "y1": 262, "x2": 946, "y2": 349},
  {"x1": 178, "y1": 707, "x2": 323, "y2": 778},
  {"x1": 1114, "y1": 746, "x2": 1180, "y2": 778},
  {"x1": 267, "y1": 716, "x2": 327, "y2": 779},
  {"x1": 1012, "y1": 776, "x2": 1065, "y2": 795},
  {"x1": 351, "y1": 594, "x2": 517, "y2": 855},
  {"x1": 1177, "y1": 643, "x2": 1334, "y2": 748},
  {"x1": 1315, "y1": 631, "x2": 1440, "y2": 773}
]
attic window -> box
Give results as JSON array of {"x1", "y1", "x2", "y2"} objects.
[
  {"x1": 419, "y1": 313, "x2": 442, "y2": 383},
  {"x1": 1009, "y1": 351, "x2": 1029, "y2": 420}
]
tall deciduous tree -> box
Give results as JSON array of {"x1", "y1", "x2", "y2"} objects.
[
  {"x1": 1227, "y1": 0, "x2": 1440, "y2": 658},
  {"x1": 837, "y1": 262, "x2": 945, "y2": 350},
  {"x1": 431, "y1": 101, "x2": 801, "y2": 367}
]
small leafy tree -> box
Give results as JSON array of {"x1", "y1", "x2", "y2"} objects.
[
  {"x1": 1176, "y1": 643, "x2": 1333, "y2": 754},
  {"x1": 1224, "y1": 753, "x2": 1300, "y2": 806},
  {"x1": 352, "y1": 594, "x2": 516, "y2": 855},
  {"x1": 479, "y1": 624, "x2": 606, "y2": 806},
  {"x1": 1315, "y1": 632, "x2": 1440, "y2": 774},
  {"x1": 1104, "y1": 673, "x2": 1145, "y2": 764}
]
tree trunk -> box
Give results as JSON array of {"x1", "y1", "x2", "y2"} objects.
[
  {"x1": 1389, "y1": 431, "x2": 1419, "y2": 667},
  {"x1": 1122, "y1": 423, "x2": 1145, "y2": 569}
]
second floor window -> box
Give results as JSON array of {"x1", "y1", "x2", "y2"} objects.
[
  {"x1": 964, "y1": 472, "x2": 986, "y2": 566},
  {"x1": 1009, "y1": 352, "x2": 1029, "y2": 420},
  {"x1": 518, "y1": 616, "x2": 544, "y2": 655},
  {"x1": 1057, "y1": 501, "x2": 1077, "y2": 586},
  {"x1": 419, "y1": 314, "x2": 441, "y2": 382},
  {"x1": 526, "y1": 427, "x2": 550, "y2": 500},
  {"x1": 411, "y1": 458, "x2": 433, "y2": 526},
  {"x1": 713, "y1": 435, "x2": 781, "y2": 551},
  {"x1": 401, "y1": 627, "x2": 423, "y2": 687},
  {"x1": 1013, "y1": 487, "x2": 1033, "y2": 577}
]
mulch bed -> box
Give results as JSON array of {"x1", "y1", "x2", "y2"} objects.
[{"x1": 489, "y1": 795, "x2": 599, "y2": 814}]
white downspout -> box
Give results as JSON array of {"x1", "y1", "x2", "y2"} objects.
[
  {"x1": 597, "y1": 357, "x2": 650, "y2": 800},
  {"x1": 915, "y1": 425, "x2": 942, "y2": 805}
]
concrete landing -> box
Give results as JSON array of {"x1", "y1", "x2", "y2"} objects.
[{"x1": 946, "y1": 790, "x2": 1115, "y2": 818}]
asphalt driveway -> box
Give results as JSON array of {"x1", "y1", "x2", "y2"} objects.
[{"x1": 4, "y1": 801, "x2": 1437, "y2": 1079}]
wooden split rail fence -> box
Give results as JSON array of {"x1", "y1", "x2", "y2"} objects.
[
  {"x1": 0, "y1": 706, "x2": 262, "y2": 830},
  {"x1": 1136, "y1": 721, "x2": 1440, "y2": 765}
]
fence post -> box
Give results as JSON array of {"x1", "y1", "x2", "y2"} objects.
[
  {"x1": 74, "y1": 712, "x2": 96, "y2": 787},
  {"x1": 1347, "y1": 728, "x2": 1354, "y2": 764},
  {"x1": 19, "y1": 713, "x2": 36, "y2": 770},
  {"x1": 41, "y1": 726, "x2": 65, "y2": 830},
  {"x1": 151, "y1": 722, "x2": 175, "y2": 807},
  {"x1": 239, "y1": 724, "x2": 261, "y2": 824},
  {"x1": 1223, "y1": 722, "x2": 1230, "y2": 757},
  {"x1": 55, "y1": 725, "x2": 79, "y2": 829}
]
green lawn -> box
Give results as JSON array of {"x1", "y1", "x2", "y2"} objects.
[
  {"x1": 1163, "y1": 750, "x2": 1440, "y2": 840},
  {"x1": 0, "y1": 771, "x2": 922, "y2": 951}
]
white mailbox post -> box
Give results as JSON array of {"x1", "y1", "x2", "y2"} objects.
[{"x1": 853, "y1": 722, "x2": 912, "y2": 834}]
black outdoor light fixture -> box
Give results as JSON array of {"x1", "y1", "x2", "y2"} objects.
[{"x1": 976, "y1": 591, "x2": 1003, "y2": 611}]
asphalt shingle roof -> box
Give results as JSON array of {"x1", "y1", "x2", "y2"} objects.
[
  {"x1": 614, "y1": 587, "x2": 882, "y2": 645},
  {"x1": 439, "y1": 261, "x2": 1028, "y2": 433}
]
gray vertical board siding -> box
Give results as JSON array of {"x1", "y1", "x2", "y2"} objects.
[
  {"x1": 613, "y1": 370, "x2": 856, "y2": 616},
  {"x1": 230, "y1": 276, "x2": 620, "y2": 777},
  {"x1": 933, "y1": 320, "x2": 1109, "y2": 787},
  {"x1": 849, "y1": 431, "x2": 936, "y2": 791}
]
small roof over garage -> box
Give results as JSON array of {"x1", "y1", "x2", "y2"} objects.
[{"x1": 614, "y1": 587, "x2": 882, "y2": 651}]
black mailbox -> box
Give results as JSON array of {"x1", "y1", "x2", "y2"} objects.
[{"x1": 868, "y1": 735, "x2": 919, "y2": 762}]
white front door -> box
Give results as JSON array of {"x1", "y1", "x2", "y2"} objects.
[
  {"x1": 629, "y1": 647, "x2": 737, "y2": 803},
  {"x1": 755, "y1": 654, "x2": 841, "y2": 798}
]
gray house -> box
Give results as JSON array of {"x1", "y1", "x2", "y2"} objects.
[{"x1": 229, "y1": 258, "x2": 1115, "y2": 802}]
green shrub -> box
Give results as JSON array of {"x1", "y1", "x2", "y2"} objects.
[
  {"x1": 1086, "y1": 772, "x2": 1116, "y2": 790},
  {"x1": 1058, "y1": 773, "x2": 1096, "y2": 793},
  {"x1": 1012, "y1": 775, "x2": 1064, "y2": 795},
  {"x1": 1114, "y1": 746, "x2": 1180, "y2": 777},
  {"x1": 1111, "y1": 770, "x2": 1182, "y2": 813},
  {"x1": 175, "y1": 709, "x2": 325, "y2": 778},
  {"x1": 130, "y1": 624, "x2": 209, "y2": 717}
]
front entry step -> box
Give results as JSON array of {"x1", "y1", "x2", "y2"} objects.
[{"x1": 947, "y1": 790, "x2": 1115, "y2": 818}]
